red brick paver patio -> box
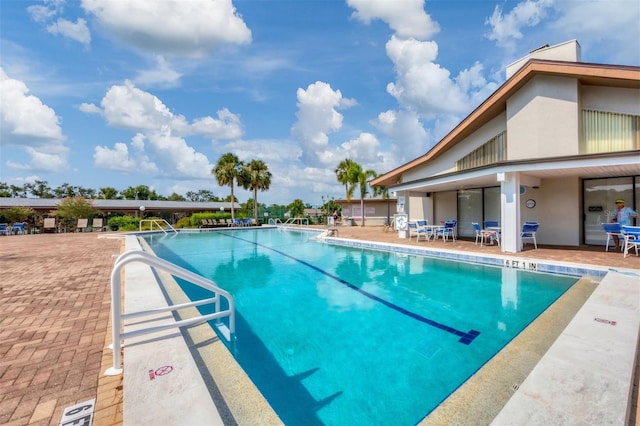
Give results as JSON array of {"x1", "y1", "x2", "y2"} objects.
[{"x1": 0, "y1": 233, "x2": 123, "y2": 426}]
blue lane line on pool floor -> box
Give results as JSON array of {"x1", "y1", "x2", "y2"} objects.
[{"x1": 225, "y1": 233, "x2": 480, "y2": 345}]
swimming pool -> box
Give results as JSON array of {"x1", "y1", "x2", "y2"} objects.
[{"x1": 143, "y1": 229, "x2": 577, "y2": 425}]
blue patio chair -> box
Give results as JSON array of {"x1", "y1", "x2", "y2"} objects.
[
  {"x1": 484, "y1": 220, "x2": 499, "y2": 228},
  {"x1": 621, "y1": 225, "x2": 640, "y2": 258},
  {"x1": 521, "y1": 222, "x2": 539, "y2": 249},
  {"x1": 472, "y1": 222, "x2": 498, "y2": 246},
  {"x1": 0, "y1": 223, "x2": 9, "y2": 236},
  {"x1": 436, "y1": 220, "x2": 457, "y2": 242},
  {"x1": 408, "y1": 222, "x2": 429, "y2": 242},
  {"x1": 11, "y1": 222, "x2": 27, "y2": 235},
  {"x1": 600, "y1": 223, "x2": 622, "y2": 252}
]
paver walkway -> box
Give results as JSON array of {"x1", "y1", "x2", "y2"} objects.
[
  {"x1": 0, "y1": 233, "x2": 123, "y2": 426},
  {"x1": 0, "y1": 228, "x2": 637, "y2": 425}
]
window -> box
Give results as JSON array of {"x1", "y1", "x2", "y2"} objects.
[
  {"x1": 456, "y1": 131, "x2": 507, "y2": 171},
  {"x1": 582, "y1": 110, "x2": 640, "y2": 154}
]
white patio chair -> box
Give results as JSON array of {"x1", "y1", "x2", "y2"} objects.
[
  {"x1": 521, "y1": 222, "x2": 539, "y2": 249},
  {"x1": 472, "y1": 222, "x2": 499, "y2": 246},
  {"x1": 621, "y1": 225, "x2": 640, "y2": 258},
  {"x1": 600, "y1": 223, "x2": 622, "y2": 251},
  {"x1": 408, "y1": 222, "x2": 428, "y2": 241}
]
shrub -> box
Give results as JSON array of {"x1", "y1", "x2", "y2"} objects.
[{"x1": 108, "y1": 215, "x2": 139, "y2": 231}]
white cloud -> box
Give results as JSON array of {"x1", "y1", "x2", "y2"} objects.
[
  {"x1": 133, "y1": 56, "x2": 182, "y2": 88},
  {"x1": 191, "y1": 109, "x2": 243, "y2": 141},
  {"x1": 373, "y1": 109, "x2": 429, "y2": 160},
  {"x1": 94, "y1": 142, "x2": 141, "y2": 172},
  {"x1": 385, "y1": 36, "x2": 497, "y2": 118},
  {"x1": 485, "y1": 0, "x2": 554, "y2": 51},
  {"x1": 81, "y1": 0, "x2": 252, "y2": 58},
  {"x1": 290, "y1": 81, "x2": 348, "y2": 166},
  {"x1": 0, "y1": 68, "x2": 69, "y2": 172},
  {"x1": 347, "y1": 0, "x2": 439, "y2": 40},
  {"x1": 550, "y1": 0, "x2": 640, "y2": 64},
  {"x1": 47, "y1": 18, "x2": 91, "y2": 45},
  {"x1": 86, "y1": 81, "x2": 247, "y2": 180},
  {"x1": 27, "y1": 1, "x2": 64, "y2": 23},
  {"x1": 0, "y1": 68, "x2": 65, "y2": 144}
]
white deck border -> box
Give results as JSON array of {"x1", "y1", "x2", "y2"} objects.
[{"x1": 492, "y1": 270, "x2": 640, "y2": 424}]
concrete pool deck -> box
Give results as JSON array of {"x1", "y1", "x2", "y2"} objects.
[{"x1": 0, "y1": 228, "x2": 638, "y2": 425}]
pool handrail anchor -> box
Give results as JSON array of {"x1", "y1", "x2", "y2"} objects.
[{"x1": 105, "y1": 249, "x2": 235, "y2": 376}]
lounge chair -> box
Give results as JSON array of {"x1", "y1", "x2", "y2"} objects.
[
  {"x1": 0, "y1": 223, "x2": 10, "y2": 236},
  {"x1": 472, "y1": 222, "x2": 499, "y2": 246},
  {"x1": 43, "y1": 218, "x2": 57, "y2": 233},
  {"x1": 521, "y1": 222, "x2": 539, "y2": 249},
  {"x1": 621, "y1": 225, "x2": 640, "y2": 258},
  {"x1": 92, "y1": 218, "x2": 105, "y2": 232},
  {"x1": 600, "y1": 223, "x2": 622, "y2": 252},
  {"x1": 77, "y1": 218, "x2": 89, "y2": 232}
]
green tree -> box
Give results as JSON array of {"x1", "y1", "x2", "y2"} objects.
[
  {"x1": 53, "y1": 197, "x2": 99, "y2": 228},
  {"x1": 2, "y1": 206, "x2": 34, "y2": 223},
  {"x1": 9, "y1": 184, "x2": 27, "y2": 198},
  {"x1": 288, "y1": 198, "x2": 305, "y2": 218},
  {"x1": 185, "y1": 189, "x2": 218, "y2": 202},
  {"x1": 0, "y1": 182, "x2": 11, "y2": 197},
  {"x1": 98, "y1": 187, "x2": 120, "y2": 199},
  {"x1": 240, "y1": 160, "x2": 272, "y2": 222},
  {"x1": 27, "y1": 180, "x2": 54, "y2": 198},
  {"x1": 53, "y1": 183, "x2": 77, "y2": 198},
  {"x1": 213, "y1": 153, "x2": 243, "y2": 220},
  {"x1": 167, "y1": 192, "x2": 186, "y2": 201},
  {"x1": 120, "y1": 185, "x2": 158, "y2": 200},
  {"x1": 335, "y1": 158, "x2": 359, "y2": 201}
]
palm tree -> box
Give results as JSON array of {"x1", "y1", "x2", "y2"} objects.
[
  {"x1": 241, "y1": 159, "x2": 272, "y2": 223},
  {"x1": 335, "y1": 159, "x2": 359, "y2": 201},
  {"x1": 213, "y1": 153, "x2": 243, "y2": 220},
  {"x1": 354, "y1": 165, "x2": 377, "y2": 227}
]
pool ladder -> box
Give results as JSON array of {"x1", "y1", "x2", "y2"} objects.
[{"x1": 105, "y1": 250, "x2": 235, "y2": 375}]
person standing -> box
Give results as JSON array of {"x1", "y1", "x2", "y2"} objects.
[{"x1": 612, "y1": 198, "x2": 638, "y2": 250}]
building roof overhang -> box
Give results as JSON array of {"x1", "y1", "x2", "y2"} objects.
[
  {"x1": 386, "y1": 151, "x2": 640, "y2": 194},
  {"x1": 371, "y1": 60, "x2": 640, "y2": 188}
]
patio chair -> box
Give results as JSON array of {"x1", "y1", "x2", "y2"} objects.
[
  {"x1": 76, "y1": 218, "x2": 89, "y2": 232},
  {"x1": 521, "y1": 222, "x2": 539, "y2": 249},
  {"x1": 472, "y1": 222, "x2": 499, "y2": 246},
  {"x1": 484, "y1": 220, "x2": 499, "y2": 228},
  {"x1": 408, "y1": 222, "x2": 429, "y2": 241},
  {"x1": 11, "y1": 222, "x2": 27, "y2": 235},
  {"x1": 92, "y1": 218, "x2": 106, "y2": 232},
  {"x1": 600, "y1": 223, "x2": 622, "y2": 252},
  {"x1": 43, "y1": 218, "x2": 57, "y2": 233},
  {"x1": 435, "y1": 220, "x2": 457, "y2": 242},
  {"x1": 0, "y1": 223, "x2": 10, "y2": 236},
  {"x1": 621, "y1": 225, "x2": 640, "y2": 258}
]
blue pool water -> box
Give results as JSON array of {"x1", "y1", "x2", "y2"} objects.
[{"x1": 143, "y1": 229, "x2": 577, "y2": 425}]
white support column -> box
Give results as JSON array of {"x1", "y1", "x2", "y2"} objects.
[{"x1": 499, "y1": 172, "x2": 521, "y2": 253}]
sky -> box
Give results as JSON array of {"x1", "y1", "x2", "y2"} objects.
[{"x1": 1, "y1": 0, "x2": 639, "y2": 207}]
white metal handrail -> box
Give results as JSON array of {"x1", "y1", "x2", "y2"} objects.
[
  {"x1": 282, "y1": 217, "x2": 309, "y2": 227},
  {"x1": 105, "y1": 250, "x2": 235, "y2": 375},
  {"x1": 139, "y1": 218, "x2": 178, "y2": 234}
]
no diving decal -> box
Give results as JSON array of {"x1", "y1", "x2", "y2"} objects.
[{"x1": 149, "y1": 365, "x2": 174, "y2": 381}]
